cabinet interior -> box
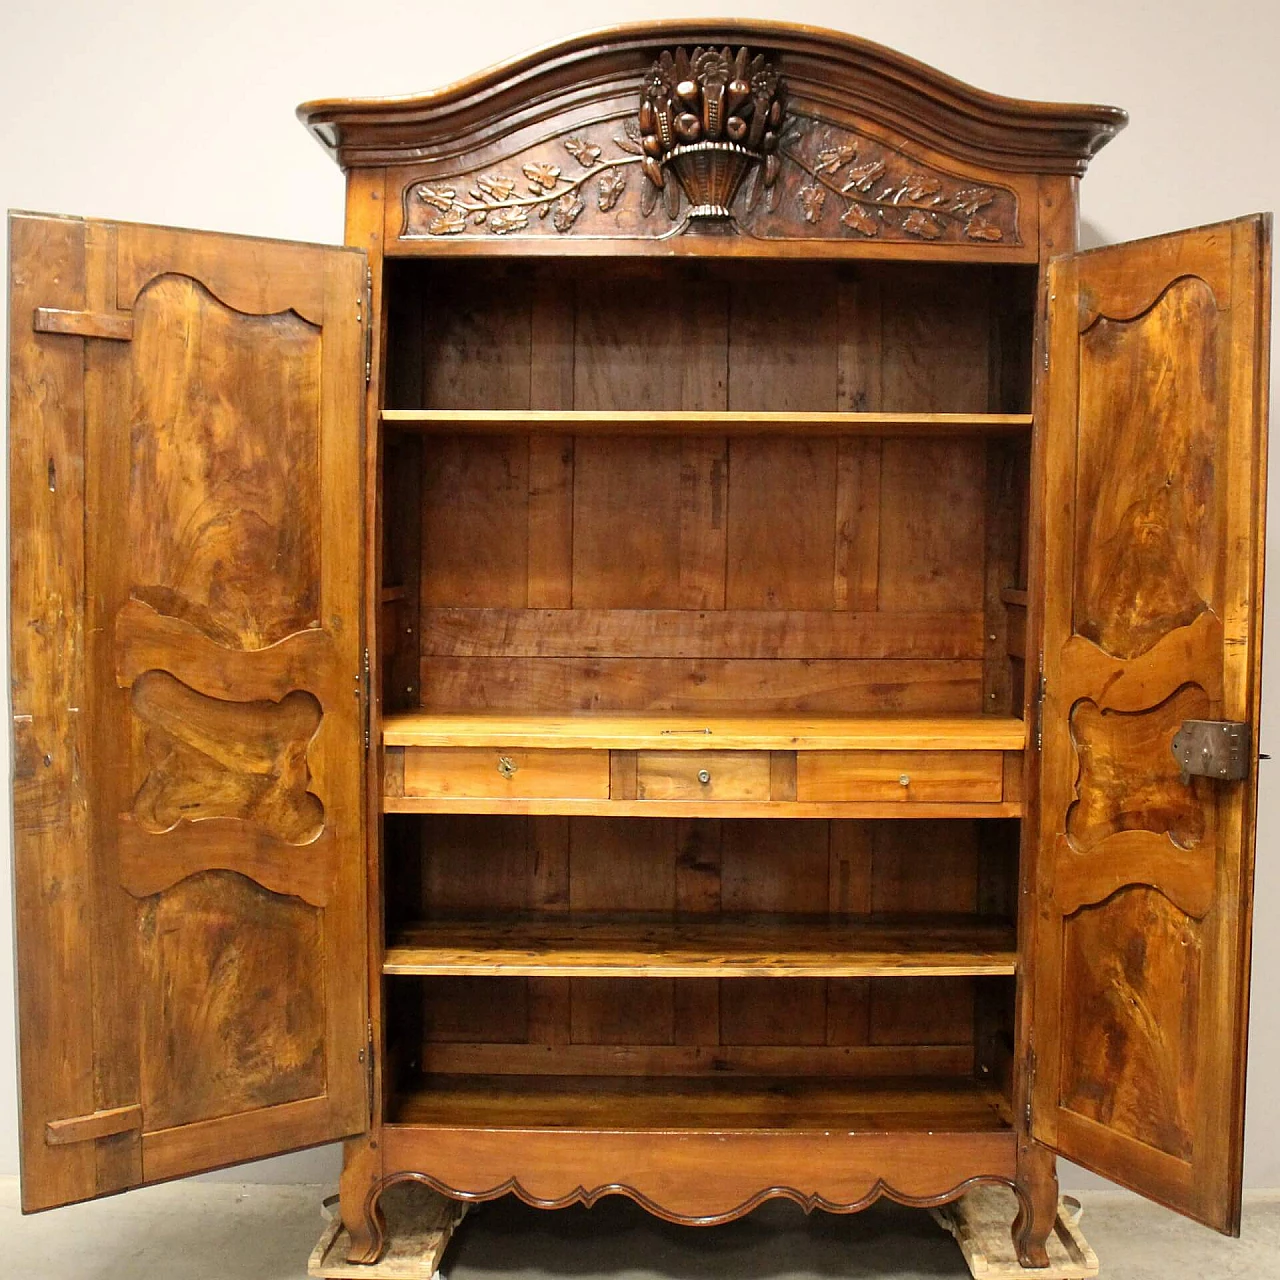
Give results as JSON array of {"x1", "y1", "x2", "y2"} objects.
[{"x1": 376, "y1": 256, "x2": 1037, "y2": 1132}]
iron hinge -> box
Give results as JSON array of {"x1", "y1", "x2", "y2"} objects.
[
  {"x1": 358, "y1": 1019, "x2": 375, "y2": 1126},
  {"x1": 363, "y1": 266, "x2": 373, "y2": 385},
  {"x1": 1034, "y1": 663, "x2": 1046, "y2": 752},
  {"x1": 362, "y1": 646, "x2": 371, "y2": 752},
  {"x1": 1172, "y1": 719, "x2": 1250, "y2": 783},
  {"x1": 1024, "y1": 1043, "x2": 1036, "y2": 1130}
]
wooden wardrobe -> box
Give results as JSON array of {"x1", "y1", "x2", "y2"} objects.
[{"x1": 8, "y1": 19, "x2": 1271, "y2": 1271}]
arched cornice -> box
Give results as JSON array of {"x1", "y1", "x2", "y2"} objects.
[{"x1": 297, "y1": 20, "x2": 1125, "y2": 177}]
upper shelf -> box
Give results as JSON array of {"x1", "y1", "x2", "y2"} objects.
[
  {"x1": 381, "y1": 712, "x2": 1027, "y2": 752},
  {"x1": 380, "y1": 410, "x2": 1033, "y2": 437}
]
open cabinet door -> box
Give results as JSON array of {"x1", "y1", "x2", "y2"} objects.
[
  {"x1": 9, "y1": 213, "x2": 369, "y2": 1211},
  {"x1": 1031, "y1": 215, "x2": 1270, "y2": 1233}
]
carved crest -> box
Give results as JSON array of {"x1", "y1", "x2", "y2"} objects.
[
  {"x1": 637, "y1": 46, "x2": 785, "y2": 219},
  {"x1": 400, "y1": 44, "x2": 1022, "y2": 244}
]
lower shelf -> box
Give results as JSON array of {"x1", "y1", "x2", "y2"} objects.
[
  {"x1": 389, "y1": 1074, "x2": 1013, "y2": 1134},
  {"x1": 384, "y1": 914, "x2": 1018, "y2": 978}
]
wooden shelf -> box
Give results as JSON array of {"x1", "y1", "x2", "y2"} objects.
[
  {"x1": 389, "y1": 1073, "x2": 1014, "y2": 1133},
  {"x1": 383, "y1": 914, "x2": 1017, "y2": 978},
  {"x1": 381, "y1": 712, "x2": 1027, "y2": 752},
  {"x1": 380, "y1": 409, "x2": 1033, "y2": 436}
]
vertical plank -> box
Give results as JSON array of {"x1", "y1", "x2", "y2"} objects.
[
  {"x1": 769, "y1": 752, "x2": 798, "y2": 802},
  {"x1": 833, "y1": 438, "x2": 882, "y2": 612},
  {"x1": 570, "y1": 979, "x2": 674, "y2": 1045},
  {"x1": 609, "y1": 751, "x2": 638, "y2": 800},
  {"x1": 678, "y1": 436, "x2": 728, "y2": 609},
  {"x1": 720, "y1": 980, "x2": 827, "y2": 1046},
  {"x1": 530, "y1": 816, "x2": 570, "y2": 913},
  {"x1": 569, "y1": 818, "x2": 677, "y2": 911},
  {"x1": 878, "y1": 438, "x2": 986, "y2": 612},
  {"x1": 529, "y1": 270, "x2": 575, "y2": 409},
  {"x1": 383, "y1": 432, "x2": 423, "y2": 709},
  {"x1": 574, "y1": 264, "x2": 724, "y2": 411},
  {"x1": 673, "y1": 819, "x2": 721, "y2": 1047},
  {"x1": 675, "y1": 819, "x2": 722, "y2": 914},
  {"x1": 829, "y1": 820, "x2": 873, "y2": 915},
  {"x1": 880, "y1": 266, "x2": 991, "y2": 411},
  {"x1": 421, "y1": 264, "x2": 531, "y2": 409},
  {"x1": 728, "y1": 267, "x2": 839, "y2": 410},
  {"x1": 983, "y1": 439, "x2": 1023, "y2": 714},
  {"x1": 826, "y1": 980, "x2": 872, "y2": 1046},
  {"x1": 421, "y1": 436, "x2": 529, "y2": 607},
  {"x1": 870, "y1": 821, "x2": 979, "y2": 1047},
  {"x1": 9, "y1": 213, "x2": 102, "y2": 1210},
  {"x1": 526, "y1": 979, "x2": 571, "y2": 1046},
  {"x1": 836, "y1": 267, "x2": 883, "y2": 412},
  {"x1": 82, "y1": 221, "x2": 142, "y2": 1194},
  {"x1": 572, "y1": 437, "x2": 682, "y2": 607},
  {"x1": 726, "y1": 438, "x2": 838, "y2": 609},
  {"x1": 527, "y1": 436, "x2": 574, "y2": 608},
  {"x1": 720, "y1": 820, "x2": 829, "y2": 913}
]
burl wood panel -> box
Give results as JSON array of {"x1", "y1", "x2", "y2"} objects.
[
  {"x1": 128, "y1": 277, "x2": 322, "y2": 647},
  {"x1": 9, "y1": 216, "x2": 369, "y2": 1209},
  {"x1": 1033, "y1": 217, "x2": 1270, "y2": 1232},
  {"x1": 1072, "y1": 278, "x2": 1221, "y2": 661},
  {"x1": 130, "y1": 672, "x2": 324, "y2": 842},
  {"x1": 1059, "y1": 886, "x2": 1200, "y2": 1162},
  {"x1": 140, "y1": 871, "x2": 326, "y2": 1131}
]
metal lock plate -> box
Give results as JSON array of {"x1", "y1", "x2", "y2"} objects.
[
  {"x1": 1171, "y1": 720, "x2": 1249, "y2": 784},
  {"x1": 496, "y1": 756, "x2": 518, "y2": 779}
]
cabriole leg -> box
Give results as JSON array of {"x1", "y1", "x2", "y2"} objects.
[
  {"x1": 1012, "y1": 1138, "x2": 1058, "y2": 1268},
  {"x1": 340, "y1": 1134, "x2": 387, "y2": 1265}
]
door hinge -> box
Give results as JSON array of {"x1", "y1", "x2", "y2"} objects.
[
  {"x1": 1024, "y1": 1044, "x2": 1036, "y2": 1130},
  {"x1": 363, "y1": 266, "x2": 373, "y2": 386},
  {"x1": 358, "y1": 1019, "x2": 375, "y2": 1127},
  {"x1": 1172, "y1": 719, "x2": 1250, "y2": 783},
  {"x1": 1034, "y1": 662, "x2": 1046, "y2": 752},
  {"x1": 362, "y1": 646, "x2": 372, "y2": 752}
]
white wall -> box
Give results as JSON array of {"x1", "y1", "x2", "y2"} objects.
[{"x1": 1, "y1": 0, "x2": 1277, "y2": 1197}]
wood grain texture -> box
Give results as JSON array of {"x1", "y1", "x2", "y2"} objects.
[
  {"x1": 383, "y1": 409, "x2": 1032, "y2": 434},
  {"x1": 378, "y1": 1122, "x2": 1017, "y2": 1229},
  {"x1": 383, "y1": 713, "x2": 1026, "y2": 751},
  {"x1": 1031, "y1": 215, "x2": 1271, "y2": 1234},
  {"x1": 10, "y1": 213, "x2": 103, "y2": 1211},
  {"x1": 10, "y1": 215, "x2": 370, "y2": 1209},
  {"x1": 301, "y1": 21, "x2": 1123, "y2": 179},
  {"x1": 384, "y1": 915, "x2": 1017, "y2": 978}
]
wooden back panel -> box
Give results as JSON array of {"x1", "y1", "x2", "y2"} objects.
[
  {"x1": 385, "y1": 815, "x2": 1018, "y2": 1086},
  {"x1": 383, "y1": 260, "x2": 1033, "y2": 718}
]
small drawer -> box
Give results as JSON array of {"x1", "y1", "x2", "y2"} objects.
[
  {"x1": 796, "y1": 751, "x2": 1004, "y2": 803},
  {"x1": 634, "y1": 751, "x2": 771, "y2": 801},
  {"x1": 401, "y1": 747, "x2": 609, "y2": 799}
]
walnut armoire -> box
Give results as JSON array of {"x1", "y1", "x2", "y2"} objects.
[{"x1": 8, "y1": 19, "x2": 1271, "y2": 1272}]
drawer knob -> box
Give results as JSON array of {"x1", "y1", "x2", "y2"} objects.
[
  {"x1": 898, "y1": 773, "x2": 911, "y2": 787},
  {"x1": 697, "y1": 768, "x2": 712, "y2": 785},
  {"x1": 497, "y1": 756, "x2": 518, "y2": 779}
]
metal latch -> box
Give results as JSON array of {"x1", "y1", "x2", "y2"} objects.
[{"x1": 1171, "y1": 720, "x2": 1249, "y2": 784}]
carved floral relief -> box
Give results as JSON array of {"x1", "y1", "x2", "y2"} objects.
[{"x1": 402, "y1": 45, "x2": 1019, "y2": 246}]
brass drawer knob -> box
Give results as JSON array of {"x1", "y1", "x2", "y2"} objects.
[
  {"x1": 697, "y1": 768, "x2": 712, "y2": 785},
  {"x1": 898, "y1": 773, "x2": 911, "y2": 787},
  {"x1": 497, "y1": 756, "x2": 518, "y2": 779}
]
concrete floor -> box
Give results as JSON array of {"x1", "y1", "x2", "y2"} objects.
[{"x1": 2, "y1": 1177, "x2": 1277, "y2": 1280}]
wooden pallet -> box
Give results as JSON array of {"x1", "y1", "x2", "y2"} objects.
[
  {"x1": 936, "y1": 1185, "x2": 1099, "y2": 1278},
  {"x1": 309, "y1": 1184, "x2": 466, "y2": 1279}
]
